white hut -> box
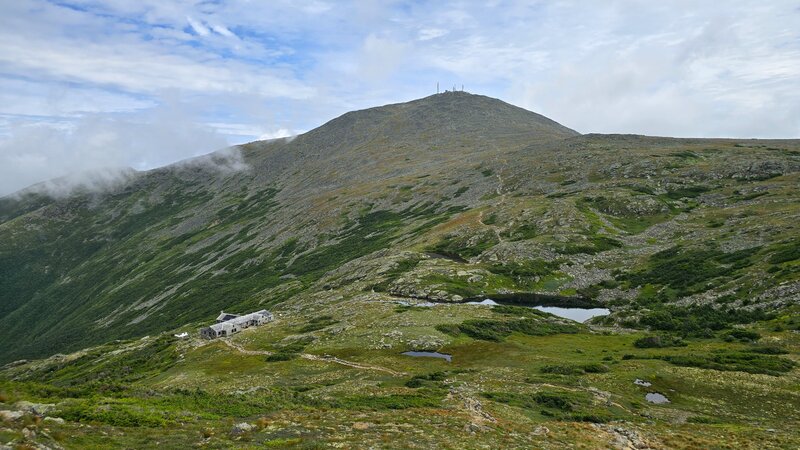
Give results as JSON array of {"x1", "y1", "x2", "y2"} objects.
[{"x1": 200, "y1": 309, "x2": 273, "y2": 339}]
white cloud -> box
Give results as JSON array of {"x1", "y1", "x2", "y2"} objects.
[
  {"x1": 418, "y1": 28, "x2": 447, "y2": 41},
  {"x1": 211, "y1": 24, "x2": 237, "y2": 38},
  {"x1": 0, "y1": 98, "x2": 231, "y2": 196},
  {"x1": 186, "y1": 16, "x2": 210, "y2": 36},
  {"x1": 257, "y1": 128, "x2": 298, "y2": 141},
  {"x1": 357, "y1": 35, "x2": 408, "y2": 82}
]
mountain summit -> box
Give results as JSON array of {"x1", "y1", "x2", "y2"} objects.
[{"x1": 293, "y1": 91, "x2": 578, "y2": 153}]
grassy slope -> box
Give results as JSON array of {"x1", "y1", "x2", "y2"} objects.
[{"x1": 1, "y1": 296, "x2": 798, "y2": 448}]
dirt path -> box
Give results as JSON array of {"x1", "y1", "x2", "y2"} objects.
[
  {"x1": 300, "y1": 353, "x2": 406, "y2": 376},
  {"x1": 220, "y1": 339, "x2": 405, "y2": 376},
  {"x1": 221, "y1": 339, "x2": 272, "y2": 356},
  {"x1": 448, "y1": 388, "x2": 497, "y2": 431}
]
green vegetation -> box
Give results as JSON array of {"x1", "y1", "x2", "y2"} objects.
[
  {"x1": 298, "y1": 315, "x2": 338, "y2": 333},
  {"x1": 556, "y1": 235, "x2": 621, "y2": 255},
  {"x1": 768, "y1": 242, "x2": 800, "y2": 264},
  {"x1": 486, "y1": 259, "x2": 560, "y2": 280},
  {"x1": 724, "y1": 329, "x2": 761, "y2": 342},
  {"x1": 664, "y1": 185, "x2": 710, "y2": 199},
  {"x1": 539, "y1": 363, "x2": 609, "y2": 375},
  {"x1": 482, "y1": 390, "x2": 614, "y2": 423},
  {"x1": 428, "y1": 232, "x2": 498, "y2": 259},
  {"x1": 336, "y1": 391, "x2": 445, "y2": 410},
  {"x1": 500, "y1": 223, "x2": 538, "y2": 241},
  {"x1": 637, "y1": 304, "x2": 772, "y2": 336},
  {"x1": 633, "y1": 334, "x2": 687, "y2": 348},
  {"x1": 405, "y1": 371, "x2": 449, "y2": 388},
  {"x1": 266, "y1": 337, "x2": 314, "y2": 362},
  {"x1": 368, "y1": 257, "x2": 420, "y2": 292},
  {"x1": 436, "y1": 317, "x2": 579, "y2": 341},
  {"x1": 624, "y1": 245, "x2": 760, "y2": 297},
  {"x1": 629, "y1": 351, "x2": 796, "y2": 376}
]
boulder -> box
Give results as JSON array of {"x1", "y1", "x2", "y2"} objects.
[
  {"x1": 0, "y1": 410, "x2": 24, "y2": 421},
  {"x1": 230, "y1": 422, "x2": 254, "y2": 435},
  {"x1": 15, "y1": 401, "x2": 56, "y2": 416}
]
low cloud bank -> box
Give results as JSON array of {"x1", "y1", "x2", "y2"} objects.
[
  {"x1": 176, "y1": 145, "x2": 250, "y2": 174},
  {"x1": 0, "y1": 101, "x2": 242, "y2": 197}
]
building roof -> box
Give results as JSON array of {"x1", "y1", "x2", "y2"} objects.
[
  {"x1": 216, "y1": 312, "x2": 240, "y2": 322},
  {"x1": 209, "y1": 310, "x2": 272, "y2": 332}
]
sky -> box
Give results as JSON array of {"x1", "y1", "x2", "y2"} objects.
[{"x1": 1, "y1": 0, "x2": 799, "y2": 195}]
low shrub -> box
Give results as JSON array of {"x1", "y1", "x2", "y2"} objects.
[
  {"x1": 633, "y1": 334, "x2": 686, "y2": 348},
  {"x1": 724, "y1": 329, "x2": 761, "y2": 342},
  {"x1": 627, "y1": 351, "x2": 796, "y2": 376},
  {"x1": 438, "y1": 318, "x2": 579, "y2": 342},
  {"x1": 748, "y1": 345, "x2": 788, "y2": 355},
  {"x1": 335, "y1": 392, "x2": 444, "y2": 410},
  {"x1": 58, "y1": 401, "x2": 167, "y2": 427},
  {"x1": 405, "y1": 372, "x2": 448, "y2": 388},
  {"x1": 265, "y1": 352, "x2": 298, "y2": 362},
  {"x1": 482, "y1": 390, "x2": 614, "y2": 423},
  {"x1": 540, "y1": 363, "x2": 609, "y2": 375},
  {"x1": 298, "y1": 315, "x2": 338, "y2": 333}
]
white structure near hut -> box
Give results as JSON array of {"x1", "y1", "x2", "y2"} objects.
[{"x1": 200, "y1": 309, "x2": 273, "y2": 339}]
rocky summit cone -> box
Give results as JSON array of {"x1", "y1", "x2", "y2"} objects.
[{"x1": 239, "y1": 91, "x2": 579, "y2": 191}]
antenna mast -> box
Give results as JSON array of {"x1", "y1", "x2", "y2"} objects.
[{"x1": 437, "y1": 82, "x2": 439, "y2": 94}]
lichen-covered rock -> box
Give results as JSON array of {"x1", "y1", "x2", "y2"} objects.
[{"x1": 230, "y1": 422, "x2": 254, "y2": 435}]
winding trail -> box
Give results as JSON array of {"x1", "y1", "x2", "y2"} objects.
[
  {"x1": 300, "y1": 353, "x2": 406, "y2": 376},
  {"x1": 451, "y1": 388, "x2": 497, "y2": 425},
  {"x1": 220, "y1": 339, "x2": 405, "y2": 376}
]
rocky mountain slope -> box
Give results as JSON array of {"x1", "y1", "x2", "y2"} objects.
[
  {"x1": 1, "y1": 92, "x2": 799, "y2": 448},
  {"x1": 2, "y1": 92, "x2": 797, "y2": 363},
  {"x1": 0, "y1": 91, "x2": 582, "y2": 363}
]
